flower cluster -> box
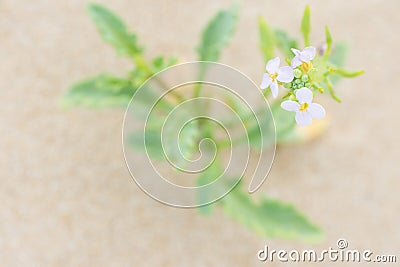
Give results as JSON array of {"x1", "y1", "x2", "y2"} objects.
[{"x1": 260, "y1": 46, "x2": 326, "y2": 126}]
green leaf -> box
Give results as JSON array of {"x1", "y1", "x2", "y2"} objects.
[
  {"x1": 258, "y1": 17, "x2": 275, "y2": 61},
  {"x1": 328, "y1": 43, "x2": 348, "y2": 84},
  {"x1": 300, "y1": 5, "x2": 311, "y2": 46},
  {"x1": 274, "y1": 29, "x2": 298, "y2": 59},
  {"x1": 324, "y1": 25, "x2": 332, "y2": 56},
  {"x1": 87, "y1": 3, "x2": 143, "y2": 58},
  {"x1": 221, "y1": 184, "x2": 324, "y2": 242},
  {"x1": 196, "y1": 160, "x2": 222, "y2": 215},
  {"x1": 127, "y1": 130, "x2": 164, "y2": 160},
  {"x1": 61, "y1": 74, "x2": 134, "y2": 108},
  {"x1": 151, "y1": 56, "x2": 178, "y2": 73},
  {"x1": 197, "y1": 4, "x2": 239, "y2": 61},
  {"x1": 328, "y1": 42, "x2": 348, "y2": 67}
]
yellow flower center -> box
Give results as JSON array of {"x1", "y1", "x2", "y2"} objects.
[
  {"x1": 299, "y1": 102, "x2": 309, "y2": 112},
  {"x1": 269, "y1": 72, "x2": 278, "y2": 81},
  {"x1": 301, "y1": 61, "x2": 313, "y2": 73}
]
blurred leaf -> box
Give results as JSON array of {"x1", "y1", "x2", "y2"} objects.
[
  {"x1": 197, "y1": 4, "x2": 239, "y2": 61},
  {"x1": 221, "y1": 183, "x2": 324, "y2": 242},
  {"x1": 153, "y1": 115, "x2": 199, "y2": 166},
  {"x1": 274, "y1": 29, "x2": 298, "y2": 59},
  {"x1": 151, "y1": 56, "x2": 178, "y2": 73},
  {"x1": 178, "y1": 120, "x2": 200, "y2": 160},
  {"x1": 324, "y1": 25, "x2": 332, "y2": 55},
  {"x1": 87, "y1": 3, "x2": 143, "y2": 58},
  {"x1": 61, "y1": 74, "x2": 134, "y2": 108},
  {"x1": 246, "y1": 112, "x2": 274, "y2": 149},
  {"x1": 300, "y1": 5, "x2": 311, "y2": 46},
  {"x1": 328, "y1": 42, "x2": 348, "y2": 84},
  {"x1": 127, "y1": 130, "x2": 164, "y2": 159},
  {"x1": 258, "y1": 17, "x2": 275, "y2": 61},
  {"x1": 196, "y1": 160, "x2": 222, "y2": 215},
  {"x1": 328, "y1": 42, "x2": 347, "y2": 67}
]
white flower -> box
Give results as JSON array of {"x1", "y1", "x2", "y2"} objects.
[
  {"x1": 260, "y1": 57, "x2": 294, "y2": 98},
  {"x1": 291, "y1": 46, "x2": 316, "y2": 68},
  {"x1": 281, "y1": 87, "x2": 326, "y2": 126}
]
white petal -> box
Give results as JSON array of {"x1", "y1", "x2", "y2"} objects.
[
  {"x1": 266, "y1": 57, "x2": 280, "y2": 73},
  {"x1": 300, "y1": 46, "x2": 316, "y2": 62},
  {"x1": 277, "y1": 66, "x2": 294, "y2": 83},
  {"x1": 281, "y1": 100, "x2": 300, "y2": 112},
  {"x1": 260, "y1": 73, "x2": 272, "y2": 89},
  {"x1": 291, "y1": 48, "x2": 301, "y2": 56},
  {"x1": 295, "y1": 112, "x2": 313, "y2": 126},
  {"x1": 295, "y1": 87, "x2": 313, "y2": 104},
  {"x1": 270, "y1": 80, "x2": 278, "y2": 98},
  {"x1": 307, "y1": 103, "x2": 326, "y2": 119},
  {"x1": 291, "y1": 56, "x2": 302, "y2": 68}
]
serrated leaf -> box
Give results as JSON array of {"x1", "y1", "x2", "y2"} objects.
[
  {"x1": 197, "y1": 4, "x2": 239, "y2": 62},
  {"x1": 258, "y1": 17, "x2": 275, "y2": 61},
  {"x1": 274, "y1": 29, "x2": 299, "y2": 59},
  {"x1": 61, "y1": 74, "x2": 134, "y2": 108},
  {"x1": 300, "y1": 5, "x2": 311, "y2": 46},
  {"x1": 87, "y1": 3, "x2": 143, "y2": 59},
  {"x1": 221, "y1": 184, "x2": 324, "y2": 242}
]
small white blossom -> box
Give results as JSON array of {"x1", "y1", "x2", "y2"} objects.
[
  {"x1": 260, "y1": 57, "x2": 294, "y2": 98},
  {"x1": 291, "y1": 46, "x2": 316, "y2": 68},
  {"x1": 281, "y1": 87, "x2": 326, "y2": 126}
]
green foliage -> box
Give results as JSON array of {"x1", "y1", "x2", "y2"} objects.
[
  {"x1": 300, "y1": 5, "x2": 311, "y2": 46},
  {"x1": 63, "y1": 4, "x2": 178, "y2": 108},
  {"x1": 127, "y1": 130, "x2": 164, "y2": 160},
  {"x1": 61, "y1": 74, "x2": 133, "y2": 108},
  {"x1": 194, "y1": 4, "x2": 239, "y2": 98},
  {"x1": 197, "y1": 4, "x2": 239, "y2": 62},
  {"x1": 325, "y1": 25, "x2": 333, "y2": 56},
  {"x1": 329, "y1": 42, "x2": 347, "y2": 67},
  {"x1": 196, "y1": 160, "x2": 222, "y2": 215},
  {"x1": 258, "y1": 17, "x2": 275, "y2": 61},
  {"x1": 221, "y1": 183, "x2": 323, "y2": 242},
  {"x1": 87, "y1": 3, "x2": 143, "y2": 60},
  {"x1": 62, "y1": 2, "x2": 365, "y2": 243},
  {"x1": 274, "y1": 29, "x2": 299, "y2": 59}
]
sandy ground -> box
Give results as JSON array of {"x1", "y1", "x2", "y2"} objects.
[{"x1": 1, "y1": 0, "x2": 399, "y2": 266}]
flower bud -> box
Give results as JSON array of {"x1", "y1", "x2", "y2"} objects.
[
  {"x1": 294, "y1": 69, "x2": 302, "y2": 78},
  {"x1": 301, "y1": 75, "x2": 309, "y2": 82}
]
